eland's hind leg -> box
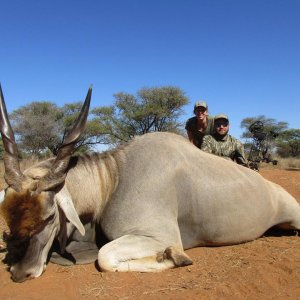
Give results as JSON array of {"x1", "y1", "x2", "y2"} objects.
[
  {"x1": 274, "y1": 188, "x2": 300, "y2": 230},
  {"x1": 276, "y1": 202, "x2": 300, "y2": 230},
  {"x1": 98, "y1": 235, "x2": 192, "y2": 272}
]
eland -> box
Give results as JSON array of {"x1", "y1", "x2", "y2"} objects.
[{"x1": 0, "y1": 84, "x2": 300, "y2": 282}]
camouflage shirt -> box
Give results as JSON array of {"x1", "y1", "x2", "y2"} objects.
[
  {"x1": 185, "y1": 116, "x2": 214, "y2": 148},
  {"x1": 201, "y1": 134, "x2": 248, "y2": 166}
]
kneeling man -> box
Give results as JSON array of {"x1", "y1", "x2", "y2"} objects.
[{"x1": 201, "y1": 114, "x2": 248, "y2": 166}]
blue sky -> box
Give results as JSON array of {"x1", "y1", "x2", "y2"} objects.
[{"x1": 1, "y1": 0, "x2": 299, "y2": 140}]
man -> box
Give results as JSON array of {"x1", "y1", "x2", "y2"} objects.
[
  {"x1": 185, "y1": 101, "x2": 214, "y2": 148},
  {"x1": 201, "y1": 114, "x2": 248, "y2": 166}
]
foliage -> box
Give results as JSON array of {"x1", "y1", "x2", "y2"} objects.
[
  {"x1": 61, "y1": 102, "x2": 108, "y2": 153},
  {"x1": 8, "y1": 100, "x2": 108, "y2": 157},
  {"x1": 276, "y1": 129, "x2": 300, "y2": 157},
  {"x1": 240, "y1": 115, "x2": 300, "y2": 158},
  {"x1": 240, "y1": 115, "x2": 288, "y2": 155},
  {"x1": 240, "y1": 115, "x2": 288, "y2": 140},
  {"x1": 6, "y1": 86, "x2": 188, "y2": 156},
  {"x1": 10, "y1": 102, "x2": 64, "y2": 156},
  {"x1": 92, "y1": 86, "x2": 189, "y2": 145}
]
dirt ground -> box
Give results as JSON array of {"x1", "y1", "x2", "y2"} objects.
[{"x1": 0, "y1": 168, "x2": 300, "y2": 300}]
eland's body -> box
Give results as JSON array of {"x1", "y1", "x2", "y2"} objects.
[{"x1": 0, "y1": 85, "x2": 299, "y2": 282}]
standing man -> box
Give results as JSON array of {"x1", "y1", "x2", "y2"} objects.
[
  {"x1": 201, "y1": 114, "x2": 248, "y2": 166},
  {"x1": 185, "y1": 101, "x2": 214, "y2": 148}
]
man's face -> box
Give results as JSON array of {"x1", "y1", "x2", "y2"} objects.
[
  {"x1": 194, "y1": 106, "x2": 208, "y2": 120},
  {"x1": 215, "y1": 118, "x2": 229, "y2": 136}
]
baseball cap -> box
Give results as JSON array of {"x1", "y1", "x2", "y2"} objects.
[
  {"x1": 194, "y1": 101, "x2": 207, "y2": 110},
  {"x1": 214, "y1": 113, "x2": 229, "y2": 122}
]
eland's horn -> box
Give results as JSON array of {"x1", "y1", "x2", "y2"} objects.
[
  {"x1": 0, "y1": 84, "x2": 24, "y2": 190},
  {"x1": 37, "y1": 86, "x2": 92, "y2": 191}
]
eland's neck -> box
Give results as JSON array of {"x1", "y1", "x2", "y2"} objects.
[{"x1": 64, "y1": 150, "x2": 124, "y2": 220}]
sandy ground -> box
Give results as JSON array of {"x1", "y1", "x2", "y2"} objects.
[{"x1": 0, "y1": 168, "x2": 300, "y2": 300}]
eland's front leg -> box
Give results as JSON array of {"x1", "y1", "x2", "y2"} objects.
[{"x1": 97, "y1": 235, "x2": 192, "y2": 272}]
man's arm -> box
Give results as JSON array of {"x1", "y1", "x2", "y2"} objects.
[
  {"x1": 201, "y1": 135, "x2": 213, "y2": 153},
  {"x1": 234, "y1": 141, "x2": 248, "y2": 166},
  {"x1": 185, "y1": 119, "x2": 195, "y2": 145},
  {"x1": 187, "y1": 129, "x2": 195, "y2": 144}
]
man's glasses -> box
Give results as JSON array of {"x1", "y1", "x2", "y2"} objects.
[
  {"x1": 216, "y1": 122, "x2": 229, "y2": 128},
  {"x1": 195, "y1": 108, "x2": 207, "y2": 114}
]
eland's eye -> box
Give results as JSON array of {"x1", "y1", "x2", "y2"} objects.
[
  {"x1": 32, "y1": 213, "x2": 56, "y2": 236},
  {"x1": 45, "y1": 213, "x2": 55, "y2": 223}
]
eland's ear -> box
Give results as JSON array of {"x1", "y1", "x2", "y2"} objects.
[
  {"x1": 55, "y1": 188, "x2": 85, "y2": 236},
  {"x1": 57, "y1": 208, "x2": 68, "y2": 253}
]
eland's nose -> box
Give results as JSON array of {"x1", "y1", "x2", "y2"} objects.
[{"x1": 10, "y1": 266, "x2": 32, "y2": 283}]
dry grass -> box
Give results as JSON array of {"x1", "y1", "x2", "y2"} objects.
[
  {"x1": 259, "y1": 157, "x2": 300, "y2": 170},
  {"x1": 276, "y1": 157, "x2": 300, "y2": 169}
]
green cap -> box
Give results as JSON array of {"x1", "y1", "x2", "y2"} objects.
[
  {"x1": 214, "y1": 113, "x2": 229, "y2": 122},
  {"x1": 194, "y1": 101, "x2": 207, "y2": 110}
]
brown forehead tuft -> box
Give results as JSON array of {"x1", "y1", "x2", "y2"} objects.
[{"x1": 0, "y1": 190, "x2": 44, "y2": 238}]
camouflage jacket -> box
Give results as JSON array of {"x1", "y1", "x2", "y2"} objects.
[
  {"x1": 201, "y1": 134, "x2": 248, "y2": 166},
  {"x1": 185, "y1": 116, "x2": 214, "y2": 148}
]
